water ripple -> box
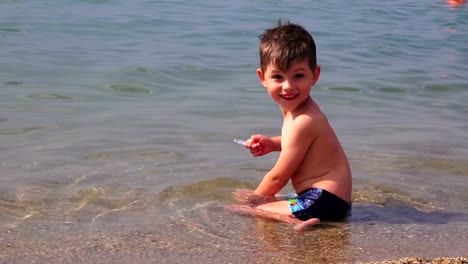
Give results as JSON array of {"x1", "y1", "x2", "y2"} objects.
[{"x1": 105, "y1": 83, "x2": 153, "y2": 94}]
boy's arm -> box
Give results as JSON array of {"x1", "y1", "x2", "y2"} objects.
[
  {"x1": 269, "y1": 136, "x2": 282, "y2": 151},
  {"x1": 254, "y1": 116, "x2": 317, "y2": 196}
]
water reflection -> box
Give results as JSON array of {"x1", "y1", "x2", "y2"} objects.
[
  {"x1": 105, "y1": 83, "x2": 153, "y2": 94},
  {"x1": 27, "y1": 93, "x2": 73, "y2": 100},
  {"x1": 3, "y1": 81, "x2": 22, "y2": 85},
  {"x1": 0, "y1": 127, "x2": 43, "y2": 135},
  {"x1": 351, "y1": 203, "x2": 468, "y2": 224}
]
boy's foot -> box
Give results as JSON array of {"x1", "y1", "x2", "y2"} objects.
[{"x1": 294, "y1": 218, "x2": 320, "y2": 233}]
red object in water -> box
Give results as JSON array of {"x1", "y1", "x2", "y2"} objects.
[{"x1": 447, "y1": 0, "x2": 465, "y2": 7}]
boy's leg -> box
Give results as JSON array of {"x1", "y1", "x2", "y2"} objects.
[
  {"x1": 225, "y1": 204, "x2": 299, "y2": 224},
  {"x1": 257, "y1": 200, "x2": 321, "y2": 232},
  {"x1": 225, "y1": 200, "x2": 320, "y2": 232},
  {"x1": 226, "y1": 200, "x2": 296, "y2": 223},
  {"x1": 255, "y1": 200, "x2": 293, "y2": 216}
]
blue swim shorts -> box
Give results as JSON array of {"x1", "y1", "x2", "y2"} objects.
[{"x1": 288, "y1": 188, "x2": 351, "y2": 221}]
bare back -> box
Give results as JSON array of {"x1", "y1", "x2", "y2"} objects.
[{"x1": 282, "y1": 98, "x2": 352, "y2": 203}]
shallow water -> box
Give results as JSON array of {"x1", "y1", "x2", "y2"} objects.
[{"x1": 1, "y1": 0, "x2": 468, "y2": 262}]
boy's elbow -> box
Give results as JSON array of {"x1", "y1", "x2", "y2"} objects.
[
  {"x1": 256, "y1": 171, "x2": 290, "y2": 196},
  {"x1": 269, "y1": 175, "x2": 288, "y2": 191}
]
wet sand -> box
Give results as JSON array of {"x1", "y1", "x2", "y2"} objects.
[
  {"x1": 1, "y1": 218, "x2": 467, "y2": 264},
  {"x1": 1, "y1": 233, "x2": 467, "y2": 264},
  {"x1": 371, "y1": 258, "x2": 468, "y2": 264}
]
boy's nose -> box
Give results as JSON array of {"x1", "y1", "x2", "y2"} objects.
[{"x1": 282, "y1": 80, "x2": 293, "y2": 90}]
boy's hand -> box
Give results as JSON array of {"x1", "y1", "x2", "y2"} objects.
[
  {"x1": 245, "y1": 134, "x2": 274, "y2": 157},
  {"x1": 233, "y1": 188, "x2": 276, "y2": 206}
]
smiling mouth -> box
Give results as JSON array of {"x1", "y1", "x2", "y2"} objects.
[{"x1": 280, "y1": 94, "x2": 298, "y2": 100}]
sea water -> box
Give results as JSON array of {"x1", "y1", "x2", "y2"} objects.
[{"x1": 1, "y1": 0, "x2": 467, "y2": 262}]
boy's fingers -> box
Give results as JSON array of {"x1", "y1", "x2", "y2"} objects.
[
  {"x1": 250, "y1": 134, "x2": 261, "y2": 141},
  {"x1": 250, "y1": 144, "x2": 262, "y2": 151},
  {"x1": 246, "y1": 141, "x2": 258, "y2": 149}
]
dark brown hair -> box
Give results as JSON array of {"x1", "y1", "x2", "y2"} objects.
[{"x1": 259, "y1": 20, "x2": 317, "y2": 74}]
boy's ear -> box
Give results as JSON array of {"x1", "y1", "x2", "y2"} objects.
[
  {"x1": 256, "y1": 68, "x2": 267, "y2": 87},
  {"x1": 312, "y1": 65, "x2": 321, "y2": 85}
]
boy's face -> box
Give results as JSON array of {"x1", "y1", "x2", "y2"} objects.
[{"x1": 257, "y1": 59, "x2": 320, "y2": 111}]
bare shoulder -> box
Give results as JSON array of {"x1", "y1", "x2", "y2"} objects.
[
  {"x1": 283, "y1": 99, "x2": 331, "y2": 148},
  {"x1": 292, "y1": 102, "x2": 329, "y2": 133}
]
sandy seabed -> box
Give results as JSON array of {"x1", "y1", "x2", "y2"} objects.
[{"x1": 1, "y1": 228, "x2": 467, "y2": 264}]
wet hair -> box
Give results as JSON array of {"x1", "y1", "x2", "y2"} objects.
[{"x1": 258, "y1": 20, "x2": 317, "y2": 74}]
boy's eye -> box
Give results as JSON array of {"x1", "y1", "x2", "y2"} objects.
[
  {"x1": 295, "y1": 73, "x2": 305, "y2": 78},
  {"x1": 272, "y1": 74, "x2": 283, "y2": 80}
]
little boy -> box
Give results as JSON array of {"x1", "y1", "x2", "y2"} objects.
[{"x1": 228, "y1": 20, "x2": 352, "y2": 232}]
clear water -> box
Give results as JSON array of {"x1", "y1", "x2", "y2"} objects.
[{"x1": 1, "y1": 0, "x2": 468, "y2": 262}]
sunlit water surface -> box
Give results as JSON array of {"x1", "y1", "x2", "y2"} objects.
[{"x1": 1, "y1": 0, "x2": 467, "y2": 262}]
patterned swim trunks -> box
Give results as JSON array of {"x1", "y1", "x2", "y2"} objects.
[{"x1": 288, "y1": 188, "x2": 351, "y2": 221}]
